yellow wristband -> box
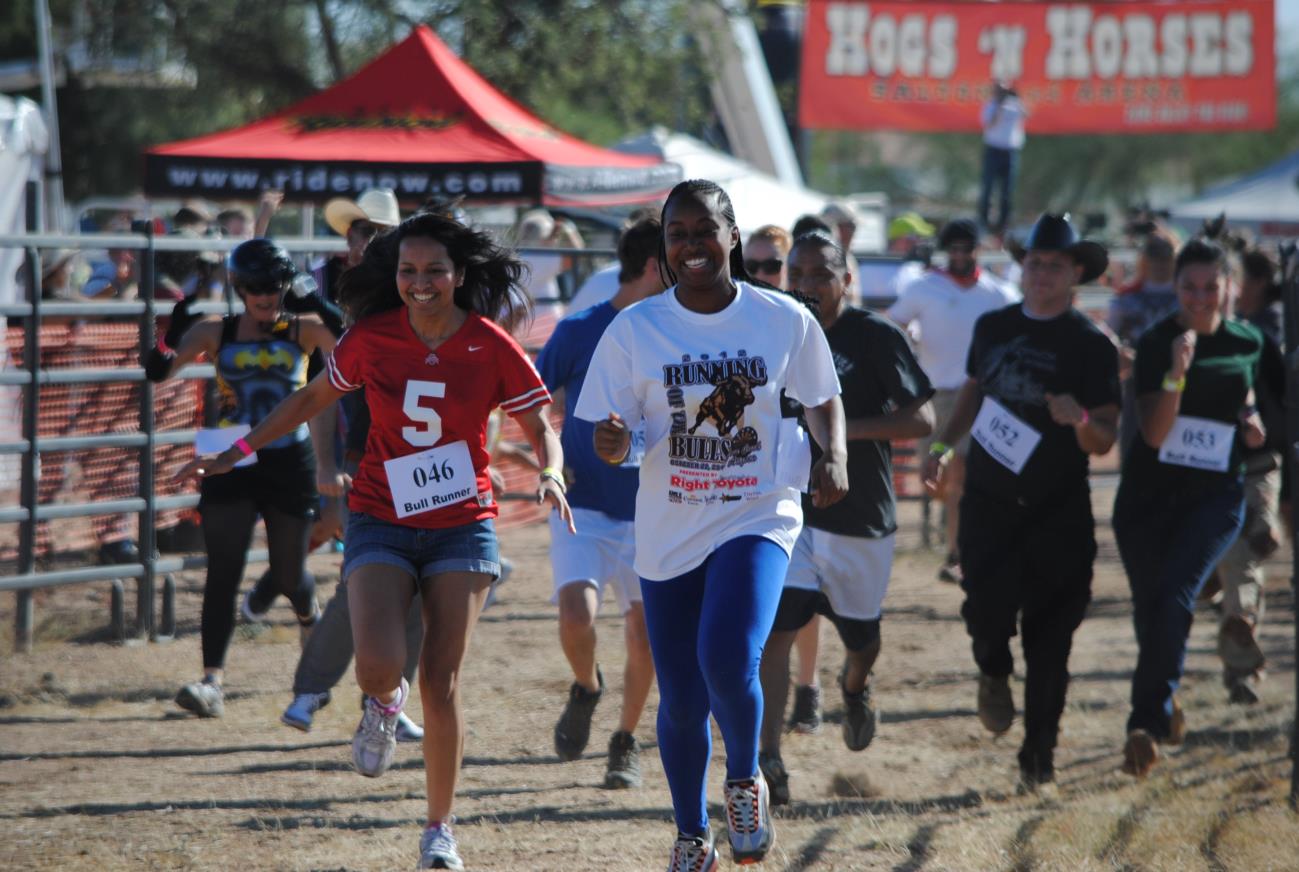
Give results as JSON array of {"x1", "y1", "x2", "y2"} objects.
[
  {"x1": 1161, "y1": 375, "x2": 1186, "y2": 392},
  {"x1": 928, "y1": 440, "x2": 953, "y2": 458},
  {"x1": 539, "y1": 466, "x2": 566, "y2": 491}
]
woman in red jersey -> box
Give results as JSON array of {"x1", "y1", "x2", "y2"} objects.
[{"x1": 181, "y1": 212, "x2": 573, "y2": 871}]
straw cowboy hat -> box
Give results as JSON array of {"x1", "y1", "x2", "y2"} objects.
[{"x1": 324, "y1": 188, "x2": 401, "y2": 237}]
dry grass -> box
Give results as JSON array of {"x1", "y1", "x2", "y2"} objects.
[{"x1": 1, "y1": 495, "x2": 1297, "y2": 871}]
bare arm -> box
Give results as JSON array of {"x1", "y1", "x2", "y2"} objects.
[
  {"x1": 512, "y1": 403, "x2": 574, "y2": 532},
  {"x1": 1139, "y1": 330, "x2": 1195, "y2": 448},
  {"x1": 922, "y1": 377, "x2": 981, "y2": 491},
  {"x1": 804, "y1": 396, "x2": 849, "y2": 508},
  {"x1": 937, "y1": 377, "x2": 982, "y2": 446},
  {"x1": 846, "y1": 395, "x2": 934, "y2": 442},
  {"x1": 154, "y1": 318, "x2": 220, "y2": 382},
  {"x1": 177, "y1": 373, "x2": 344, "y2": 479},
  {"x1": 1046, "y1": 393, "x2": 1118, "y2": 455}
]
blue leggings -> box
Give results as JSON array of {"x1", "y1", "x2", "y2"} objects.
[{"x1": 640, "y1": 535, "x2": 789, "y2": 836}]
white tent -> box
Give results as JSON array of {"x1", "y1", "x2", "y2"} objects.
[
  {"x1": 614, "y1": 128, "x2": 832, "y2": 237},
  {"x1": 1169, "y1": 149, "x2": 1299, "y2": 241}
]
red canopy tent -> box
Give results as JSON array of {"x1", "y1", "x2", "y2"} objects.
[{"x1": 144, "y1": 26, "x2": 679, "y2": 207}]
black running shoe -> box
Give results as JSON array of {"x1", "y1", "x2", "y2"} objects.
[
  {"x1": 841, "y1": 680, "x2": 877, "y2": 751},
  {"x1": 787, "y1": 684, "x2": 822, "y2": 734},
  {"x1": 604, "y1": 730, "x2": 641, "y2": 789},
  {"x1": 758, "y1": 751, "x2": 791, "y2": 807},
  {"x1": 554, "y1": 667, "x2": 603, "y2": 761}
]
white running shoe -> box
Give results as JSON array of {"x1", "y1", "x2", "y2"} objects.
[
  {"x1": 352, "y1": 677, "x2": 407, "y2": 777},
  {"x1": 667, "y1": 828, "x2": 719, "y2": 872},
  {"x1": 396, "y1": 711, "x2": 425, "y2": 743},
  {"x1": 281, "y1": 691, "x2": 331, "y2": 732},
  {"x1": 724, "y1": 771, "x2": 774, "y2": 864},
  {"x1": 175, "y1": 679, "x2": 224, "y2": 718},
  {"x1": 417, "y1": 821, "x2": 464, "y2": 870}
]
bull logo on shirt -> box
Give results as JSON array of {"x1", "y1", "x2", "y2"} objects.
[
  {"x1": 663, "y1": 351, "x2": 768, "y2": 473},
  {"x1": 688, "y1": 373, "x2": 755, "y2": 437}
]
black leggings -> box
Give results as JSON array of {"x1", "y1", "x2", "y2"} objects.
[{"x1": 199, "y1": 499, "x2": 316, "y2": 670}]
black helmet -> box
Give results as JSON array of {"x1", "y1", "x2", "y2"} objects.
[
  {"x1": 1013, "y1": 213, "x2": 1108, "y2": 284},
  {"x1": 228, "y1": 238, "x2": 296, "y2": 295}
]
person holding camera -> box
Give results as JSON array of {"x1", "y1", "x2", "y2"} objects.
[{"x1": 978, "y1": 81, "x2": 1028, "y2": 235}]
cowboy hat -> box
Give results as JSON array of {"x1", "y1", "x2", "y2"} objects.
[
  {"x1": 324, "y1": 188, "x2": 400, "y2": 237},
  {"x1": 1014, "y1": 213, "x2": 1108, "y2": 284}
]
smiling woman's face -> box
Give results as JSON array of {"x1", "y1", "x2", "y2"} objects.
[
  {"x1": 396, "y1": 236, "x2": 463, "y2": 317},
  {"x1": 663, "y1": 191, "x2": 739, "y2": 293}
]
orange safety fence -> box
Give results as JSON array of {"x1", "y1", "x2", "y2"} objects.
[
  {"x1": 1, "y1": 323, "x2": 202, "y2": 562},
  {"x1": 0, "y1": 305, "x2": 930, "y2": 557}
]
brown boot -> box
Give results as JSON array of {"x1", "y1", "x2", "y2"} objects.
[
  {"x1": 976, "y1": 673, "x2": 1013, "y2": 734},
  {"x1": 1121, "y1": 729, "x2": 1159, "y2": 778},
  {"x1": 1166, "y1": 696, "x2": 1186, "y2": 746},
  {"x1": 1219, "y1": 615, "x2": 1266, "y2": 676}
]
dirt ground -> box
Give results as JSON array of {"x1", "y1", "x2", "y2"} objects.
[{"x1": 2, "y1": 490, "x2": 1298, "y2": 871}]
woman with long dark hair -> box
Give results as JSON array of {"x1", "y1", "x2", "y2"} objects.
[
  {"x1": 1113, "y1": 237, "x2": 1265, "y2": 777},
  {"x1": 577, "y1": 180, "x2": 848, "y2": 871},
  {"x1": 181, "y1": 212, "x2": 573, "y2": 871}
]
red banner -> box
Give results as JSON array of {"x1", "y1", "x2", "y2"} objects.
[{"x1": 799, "y1": 0, "x2": 1276, "y2": 134}]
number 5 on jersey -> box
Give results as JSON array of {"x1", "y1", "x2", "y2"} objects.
[{"x1": 402, "y1": 380, "x2": 444, "y2": 446}]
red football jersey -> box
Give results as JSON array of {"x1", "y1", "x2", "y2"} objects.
[{"x1": 327, "y1": 308, "x2": 550, "y2": 528}]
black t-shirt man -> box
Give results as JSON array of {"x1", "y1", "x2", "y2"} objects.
[
  {"x1": 804, "y1": 306, "x2": 934, "y2": 536},
  {"x1": 964, "y1": 304, "x2": 1120, "y2": 507}
]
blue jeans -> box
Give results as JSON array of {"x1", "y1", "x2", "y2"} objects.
[
  {"x1": 342, "y1": 511, "x2": 500, "y2": 582},
  {"x1": 640, "y1": 535, "x2": 789, "y2": 836},
  {"x1": 1113, "y1": 481, "x2": 1245, "y2": 738},
  {"x1": 978, "y1": 145, "x2": 1019, "y2": 233}
]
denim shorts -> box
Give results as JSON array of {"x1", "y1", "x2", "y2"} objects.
[{"x1": 342, "y1": 511, "x2": 500, "y2": 582}]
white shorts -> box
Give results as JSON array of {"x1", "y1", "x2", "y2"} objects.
[
  {"x1": 784, "y1": 527, "x2": 895, "y2": 621},
  {"x1": 548, "y1": 507, "x2": 641, "y2": 614}
]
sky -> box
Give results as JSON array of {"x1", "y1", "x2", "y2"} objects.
[{"x1": 1280, "y1": 0, "x2": 1298, "y2": 50}]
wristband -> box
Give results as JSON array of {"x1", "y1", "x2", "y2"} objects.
[
  {"x1": 1079, "y1": 408, "x2": 1090, "y2": 426},
  {"x1": 233, "y1": 437, "x2": 255, "y2": 458},
  {"x1": 539, "y1": 466, "x2": 566, "y2": 492},
  {"x1": 1162, "y1": 374, "x2": 1186, "y2": 392},
  {"x1": 156, "y1": 337, "x2": 176, "y2": 356},
  {"x1": 928, "y1": 440, "x2": 952, "y2": 458}
]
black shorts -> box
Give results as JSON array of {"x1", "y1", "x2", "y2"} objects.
[
  {"x1": 199, "y1": 439, "x2": 318, "y2": 519},
  {"x1": 771, "y1": 587, "x2": 879, "y2": 652}
]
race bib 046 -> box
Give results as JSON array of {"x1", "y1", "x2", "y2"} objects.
[
  {"x1": 971, "y1": 396, "x2": 1042, "y2": 475},
  {"x1": 384, "y1": 440, "x2": 478, "y2": 519},
  {"x1": 1159, "y1": 416, "x2": 1235, "y2": 473}
]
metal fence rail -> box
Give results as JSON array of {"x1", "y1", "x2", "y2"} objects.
[
  {"x1": 0, "y1": 230, "x2": 1131, "y2": 652},
  {"x1": 0, "y1": 231, "x2": 615, "y2": 652}
]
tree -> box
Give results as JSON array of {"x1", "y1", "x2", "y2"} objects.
[{"x1": 1, "y1": 0, "x2": 715, "y2": 203}]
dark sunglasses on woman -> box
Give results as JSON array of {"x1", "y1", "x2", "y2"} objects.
[{"x1": 744, "y1": 258, "x2": 782, "y2": 275}]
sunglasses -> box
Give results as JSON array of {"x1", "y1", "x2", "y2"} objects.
[{"x1": 745, "y1": 258, "x2": 783, "y2": 275}]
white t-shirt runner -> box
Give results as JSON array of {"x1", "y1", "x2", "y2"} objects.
[
  {"x1": 887, "y1": 268, "x2": 1021, "y2": 390},
  {"x1": 575, "y1": 282, "x2": 841, "y2": 581}
]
